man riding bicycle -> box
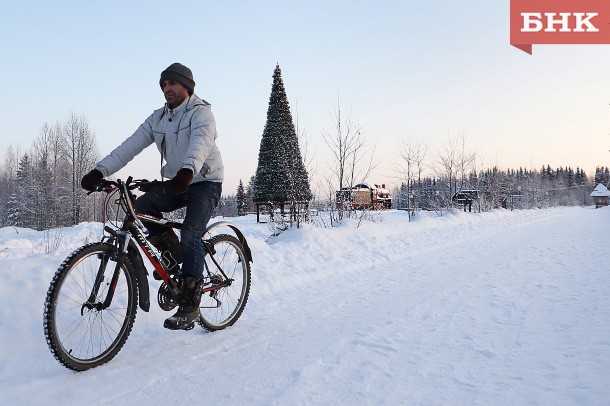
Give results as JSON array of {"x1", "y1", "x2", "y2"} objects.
[{"x1": 81, "y1": 62, "x2": 223, "y2": 330}]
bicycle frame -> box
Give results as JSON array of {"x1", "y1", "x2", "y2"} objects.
[{"x1": 95, "y1": 177, "x2": 253, "y2": 313}]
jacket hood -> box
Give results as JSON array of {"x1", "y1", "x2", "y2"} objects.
[{"x1": 186, "y1": 94, "x2": 210, "y2": 110}]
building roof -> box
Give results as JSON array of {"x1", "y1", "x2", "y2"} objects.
[{"x1": 590, "y1": 183, "x2": 610, "y2": 197}]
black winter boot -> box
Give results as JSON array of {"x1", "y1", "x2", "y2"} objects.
[{"x1": 163, "y1": 276, "x2": 204, "y2": 330}]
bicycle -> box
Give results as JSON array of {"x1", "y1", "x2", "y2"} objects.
[{"x1": 43, "y1": 177, "x2": 253, "y2": 371}]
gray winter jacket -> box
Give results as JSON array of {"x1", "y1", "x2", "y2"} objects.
[{"x1": 96, "y1": 94, "x2": 223, "y2": 183}]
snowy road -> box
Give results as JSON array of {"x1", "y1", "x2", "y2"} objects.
[{"x1": 1, "y1": 207, "x2": 609, "y2": 405}]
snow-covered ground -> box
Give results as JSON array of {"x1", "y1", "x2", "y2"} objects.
[{"x1": 1, "y1": 206, "x2": 609, "y2": 405}]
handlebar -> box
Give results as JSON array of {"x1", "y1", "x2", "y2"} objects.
[{"x1": 87, "y1": 177, "x2": 163, "y2": 195}]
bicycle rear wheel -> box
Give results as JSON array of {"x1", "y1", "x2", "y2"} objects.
[
  {"x1": 198, "y1": 234, "x2": 251, "y2": 331},
  {"x1": 43, "y1": 243, "x2": 138, "y2": 371}
]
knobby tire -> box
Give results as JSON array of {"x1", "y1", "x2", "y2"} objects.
[{"x1": 43, "y1": 243, "x2": 138, "y2": 371}]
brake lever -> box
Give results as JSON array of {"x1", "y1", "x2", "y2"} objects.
[{"x1": 86, "y1": 179, "x2": 113, "y2": 195}]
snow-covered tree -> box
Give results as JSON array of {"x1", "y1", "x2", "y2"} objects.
[
  {"x1": 236, "y1": 179, "x2": 246, "y2": 216},
  {"x1": 245, "y1": 175, "x2": 256, "y2": 212},
  {"x1": 594, "y1": 166, "x2": 609, "y2": 186},
  {"x1": 5, "y1": 192, "x2": 21, "y2": 227},
  {"x1": 13, "y1": 153, "x2": 36, "y2": 228}
]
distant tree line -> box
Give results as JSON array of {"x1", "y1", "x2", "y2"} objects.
[
  {"x1": 216, "y1": 176, "x2": 256, "y2": 217},
  {"x1": 3, "y1": 85, "x2": 610, "y2": 230},
  {"x1": 0, "y1": 113, "x2": 101, "y2": 230},
  {"x1": 388, "y1": 134, "x2": 607, "y2": 217},
  {"x1": 393, "y1": 165, "x2": 598, "y2": 213}
]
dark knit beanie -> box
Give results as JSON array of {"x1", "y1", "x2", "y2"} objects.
[{"x1": 159, "y1": 63, "x2": 195, "y2": 95}]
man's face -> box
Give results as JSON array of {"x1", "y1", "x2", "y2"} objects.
[{"x1": 162, "y1": 80, "x2": 189, "y2": 109}]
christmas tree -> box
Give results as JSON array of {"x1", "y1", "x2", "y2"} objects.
[{"x1": 253, "y1": 64, "x2": 312, "y2": 203}]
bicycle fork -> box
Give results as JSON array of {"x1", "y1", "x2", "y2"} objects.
[{"x1": 82, "y1": 231, "x2": 131, "y2": 314}]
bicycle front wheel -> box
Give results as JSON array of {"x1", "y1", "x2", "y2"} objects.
[
  {"x1": 43, "y1": 243, "x2": 138, "y2": 371},
  {"x1": 198, "y1": 234, "x2": 251, "y2": 331}
]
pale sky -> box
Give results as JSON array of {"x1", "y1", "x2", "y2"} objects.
[{"x1": 1, "y1": 0, "x2": 609, "y2": 195}]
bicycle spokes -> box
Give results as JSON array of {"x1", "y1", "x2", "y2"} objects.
[{"x1": 197, "y1": 234, "x2": 251, "y2": 331}]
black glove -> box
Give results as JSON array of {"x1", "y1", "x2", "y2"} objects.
[
  {"x1": 165, "y1": 168, "x2": 193, "y2": 194},
  {"x1": 81, "y1": 169, "x2": 103, "y2": 191},
  {"x1": 138, "y1": 180, "x2": 161, "y2": 193}
]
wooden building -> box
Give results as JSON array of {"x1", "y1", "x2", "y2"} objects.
[{"x1": 590, "y1": 183, "x2": 610, "y2": 208}]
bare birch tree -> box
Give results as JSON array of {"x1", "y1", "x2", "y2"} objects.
[
  {"x1": 322, "y1": 96, "x2": 377, "y2": 220},
  {"x1": 293, "y1": 103, "x2": 317, "y2": 186},
  {"x1": 33, "y1": 122, "x2": 72, "y2": 226},
  {"x1": 456, "y1": 133, "x2": 476, "y2": 193},
  {"x1": 63, "y1": 112, "x2": 99, "y2": 224},
  {"x1": 395, "y1": 135, "x2": 427, "y2": 219},
  {"x1": 435, "y1": 135, "x2": 458, "y2": 208},
  {"x1": 435, "y1": 132, "x2": 475, "y2": 209}
]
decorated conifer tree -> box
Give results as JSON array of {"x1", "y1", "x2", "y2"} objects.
[{"x1": 253, "y1": 64, "x2": 312, "y2": 204}]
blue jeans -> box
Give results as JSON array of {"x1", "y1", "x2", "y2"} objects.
[{"x1": 135, "y1": 181, "x2": 222, "y2": 279}]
